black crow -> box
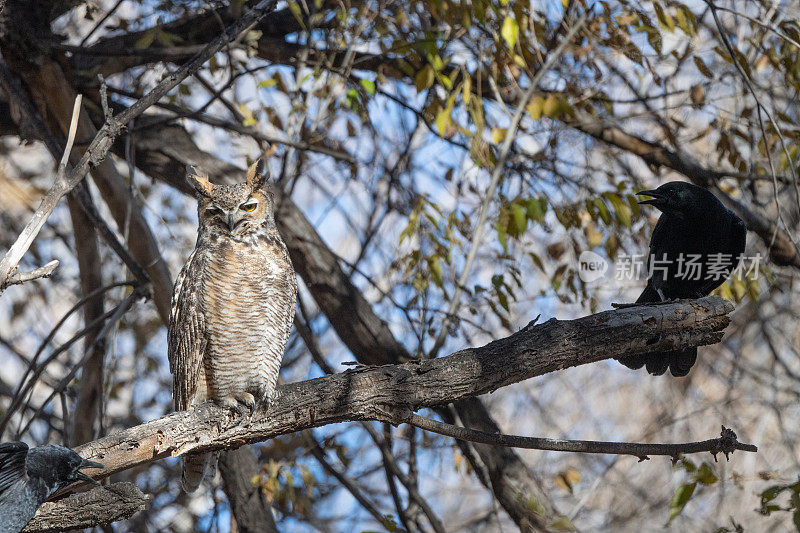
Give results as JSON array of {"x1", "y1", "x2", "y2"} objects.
[
  {"x1": 618, "y1": 181, "x2": 746, "y2": 377},
  {"x1": 0, "y1": 441, "x2": 104, "y2": 533}
]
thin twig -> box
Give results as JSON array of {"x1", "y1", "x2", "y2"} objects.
[
  {"x1": 408, "y1": 415, "x2": 757, "y2": 462},
  {"x1": 98, "y1": 75, "x2": 112, "y2": 122},
  {"x1": 100, "y1": 84, "x2": 356, "y2": 163},
  {"x1": 0, "y1": 281, "x2": 136, "y2": 437},
  {"x1": 59, "y1": 94, "x2": 82, "y2": 173},
  {"x1": 705, "y1": 1, "x2": 800, "y2": 245},
  {"x1": 305, "y1": 433, "x2": 403, "y2": 531},
  {"x1": 17, "y1": 288, "x2": 143, "y2": 438},
  {"x1": 78, "y1": 0, "x2": 126, "y2": 47},
  {"x1": 2, "y1": 260, "x2": 59, "y2": 288}
]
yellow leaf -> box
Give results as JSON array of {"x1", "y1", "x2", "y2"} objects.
[
  {"x1": 526, "y1": 96, "x2": 544, "y2": 120},
  {"x1": 436, "y1": 95, "x2": 455, "y2": 136},
  {"x1": 501, "y1": 16, "x2": 519, "y2": 49},
  {"x1": 492, "y1": 128, "x2": 507, "y2": 144},
  {"x1": 435, "y1": 108, "x2": 450, "y2": 136},
  {"x1": 585, "y1": 223, "x2": 604, "y2": 248},
  {"x1": 543, "y1": 93, "x2": 559, "y2": 118},
  {"x1": 554, "y1": 468, "x2": 582, "y2": 493},
  {"x1": 238, "y1": 104, "x2": 258, "y2": 127}
]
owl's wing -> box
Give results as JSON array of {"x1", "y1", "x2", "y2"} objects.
[{"x1": 168, "y1": 250, "x2": 207, "y2": 411}]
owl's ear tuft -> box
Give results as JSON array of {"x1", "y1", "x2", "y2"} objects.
[
  {"x1": 245, "y1": 158, "x2": 269, "y2": 190},
  {"x1": 186, "y1": 166, "x2": 214, "y2": 197}
]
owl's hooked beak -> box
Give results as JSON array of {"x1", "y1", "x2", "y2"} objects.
[{"x1": 227, "y1": 212, "x2": 236, "y2": 231}]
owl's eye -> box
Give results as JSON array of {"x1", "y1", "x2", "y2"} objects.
[
  {"x1": 240, "y1": 201, "x2": 258, "y2": 212},
  {"x1": 205, "y1": 206, "x2": 224, "y2": 217}
]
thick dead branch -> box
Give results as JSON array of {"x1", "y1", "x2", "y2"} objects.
[
  {"x1": 0, "y1": 59, "x2": 155, "y2": 302},
  {"x1": 72, "y1": 5, "x2": 305, "y2": 76},
  {"x1": 0, "y1": 61, "x2": 81, "y2": 293},
  {"x1": 218, "y1": 447, "x2": 279, "y2": 533},
  {"x1": 22, "y1": 482, "x2": 150, "y2": 532},
  {"x1": 73, "y1": 297, "x2": 733, "y2": 484},
  {"x1": 66, "y1": 190, "x2": 106, "y2": 445}
]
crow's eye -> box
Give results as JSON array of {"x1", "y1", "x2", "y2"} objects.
[{"x1": 241, "y1": 201, "x2": 258, "y2": 212}]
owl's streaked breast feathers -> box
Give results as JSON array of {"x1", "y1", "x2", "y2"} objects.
[{"x1": 167, "y1": 158, "x2": 297, "y2": 491}]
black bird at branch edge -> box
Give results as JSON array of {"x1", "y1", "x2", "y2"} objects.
[
  {"x1": 0, "y1": 441, "x2": 104, "y2": 533},
  {"x1": 618, "y1": 181, "x2": 747, "y2": 377}
]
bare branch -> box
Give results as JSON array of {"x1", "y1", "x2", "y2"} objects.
[
  {"x1": 73, "y1": 297, "x2": 733, "y2": 483},
  {"x1": 59, "y1": 94, "x2": 82, "y2": 173},
  {"x1": 22, "y1": 483, "x2": 150, "y2": 533},
  {"x1": 0, "y1": 73, "x2": 79, "y2": 292},
  {"x1": 408, "y1": 416, "x2": 757, "y2": 461},
  {"x1": 1, "y1": 260, "x2": 59, "y2": 289}
]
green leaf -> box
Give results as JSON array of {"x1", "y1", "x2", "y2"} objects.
[
  {"x1": 501, "y1": 16, "x2": 519, "y2": 49},
  {"x1": 667, "y1": 482, "x2": 696, "y2": 525},
  {"x1": 677, "y1": 5, "x2": 697, "y2": 36},
  {"x1": 526, "y1": 196, "x2": 546, "y2": 222},
  {"x1": 604, "y1": 193, "x2": 631, "y2": 228},
  {"x1": 653, "y1": 3, "x2": 674, "y2": 31},
  {"x1": 345, "y1": 88, "x2": 360, "y2": 111},
  {"x1": 511, "y1": 203, "x2": 527, "y2": 235},
  {"x1": 359, "y1": 78, "x2": 376, "y2": 96},
  {"x1": 287, "y1": 1, "x2": 306, "y2": 29},
  {"x1": 593, "y1": 198, "x2": 611, "y2": 225},
  {"x1": 134, "y1": 28, "x2": 156, "y2": 49},
  {"x1": 428, "y1": 256, "x2": 443, "y2": 287},
  {"x1": 496, "y1": 222, "x2": 508, "y2": 251},
  {"x1": 695, "y1": 462, "x2": 718, "y2": 485},
  {"x1": 415, "y1": 64, "x2": 434, "y2": 92},
  {"x1": 548, "y1": 516, "x2": 576, "y2": 531}
]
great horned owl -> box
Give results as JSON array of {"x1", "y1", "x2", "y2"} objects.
[{"x1": 168, "y1": 159, "x2": 297, "y2": 492}]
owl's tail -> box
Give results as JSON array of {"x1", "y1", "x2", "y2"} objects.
[{"x1": 181, "y1": 452, "x2": 217, "y2": 492}]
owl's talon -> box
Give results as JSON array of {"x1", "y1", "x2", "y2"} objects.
[
  {"x1": 217, "y1": 393, "x2": 256, "y2": 418},
  {"x1": 236, "y1": 392, "x2": 256, "y2": 416}
]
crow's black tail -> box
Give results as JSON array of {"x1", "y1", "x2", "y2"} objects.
[
  {"x1": 616, "y1": 284, "x2": 698, "y2": 377},
  {"x1": 618, "y1": 346, "x2": 697, "y2": 377}
]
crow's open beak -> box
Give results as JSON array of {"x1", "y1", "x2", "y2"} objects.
[
  {"x1": 80, "y1": 458, "x2": 105, "y2": 470},
  {"x1": 75, "y1": 458, "x2": 105, "y2": 485},
  {"x1": 636, "y1": 189, "x2": 665, "y2": 206}
]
